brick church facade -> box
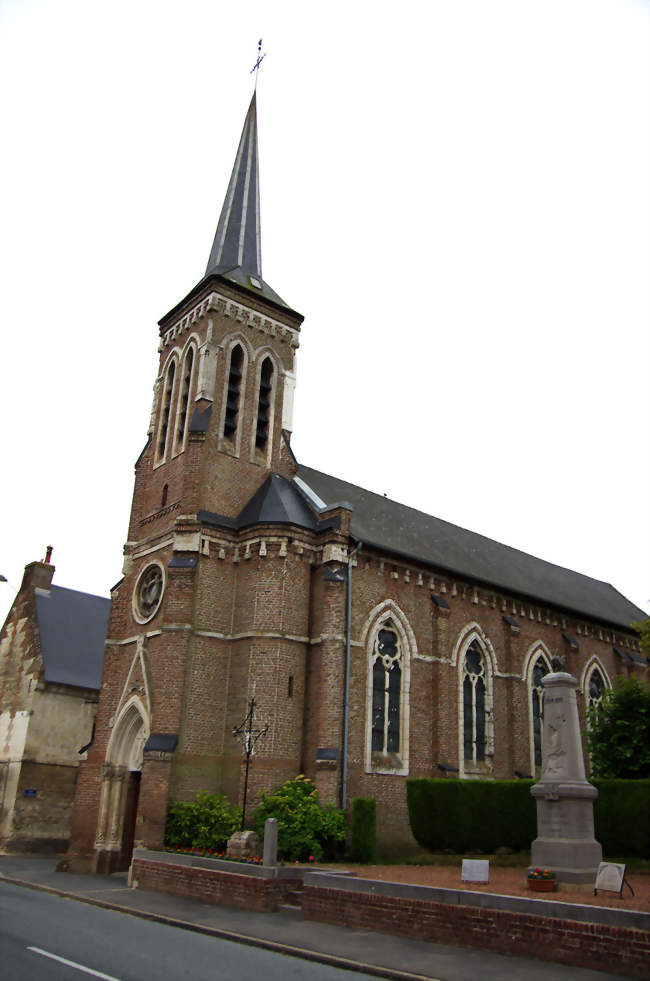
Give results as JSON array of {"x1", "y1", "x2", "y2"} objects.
[{"x1": 66, "y1": 94, "x2": 647, "y2": 871}]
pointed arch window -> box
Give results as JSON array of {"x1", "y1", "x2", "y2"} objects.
[
  {"x1": 156, "y1": 360, "x2": 176, "y2": 462},
  {"x1": 461, "y1": 640, "x2": 493, "y2": 770},
  {"x1": 223, "y1": 344, "x2": 244, "y2": 440},
  {"x1": 255, "y1": 357, "x2": 274, "y2": 452},
  {"x1": 587, "y1": 666, "x2": 606, "y2": 714},
  {"x1": 371, "y1": 622, "x2": 402, "y2": 755},
  {"x1": 530, "y1": 653, "x2": 551, "y2": 772},
  {"x1": 173, "y1": 346, "x2": 194, "y2": 453}
]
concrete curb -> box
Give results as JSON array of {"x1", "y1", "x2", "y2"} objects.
[{"x1": 0, "y1": 874, "x2": 440, "y2": 981}]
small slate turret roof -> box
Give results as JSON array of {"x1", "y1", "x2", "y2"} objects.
[
  {"x1": 203, "y1": 93, "x2": 288, "y2": 309},
  {"x1": 295, "y1": 465, "x2": 647, "y2": 631},
  {"x1": 35, "y1": 585, "x2": 109, "y2": 689}
]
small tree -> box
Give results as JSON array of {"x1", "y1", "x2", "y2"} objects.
[
  {"x1": 165, "y1": 792, "x2": 241, "y2": 851},
  {"x1": 632, "y1": 618, "x2": 650, "y2": 661},
  {"x1": 587, "y1": 678, "x2": 650, "y2": 779},
  {"x1": 253, "y1": 775, "x2": 345, "y2": 862}
]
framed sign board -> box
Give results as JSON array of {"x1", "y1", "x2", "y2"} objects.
[
  {"x1": 594, "y1": 862, "x2": 634, "y2": 898},
  {"x1": 461, "y1": 859, "x2": 489, "y2": 883}
]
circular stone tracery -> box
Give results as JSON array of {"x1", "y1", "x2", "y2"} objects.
[{"x1": 134, "y1": 564, "x2": 163, "y2": 622}]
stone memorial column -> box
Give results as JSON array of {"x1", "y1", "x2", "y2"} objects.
[{"x1": 530, "y1": 671, "x2": 602, "y2": 885}]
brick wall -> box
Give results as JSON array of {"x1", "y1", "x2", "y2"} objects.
[
  {"x1": 131, "y1": 856, "x2": 301, "y2": 913},
  {"x1": 301, "y1": 880, "x2": 650, "y2": 980}
]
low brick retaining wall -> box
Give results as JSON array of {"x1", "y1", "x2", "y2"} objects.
[
  {"x1": 130, "y1": 850, "x2": 301, "y2": 913},
  {"x1": 130, "y1": 852, "x2": 650, "y2": 978},
  {"x1": 301, "y1": 874, "x2": 650, "y2": 980}
]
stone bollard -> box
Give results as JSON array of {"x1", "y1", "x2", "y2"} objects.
[{"x1": 263, "y1": 817, "x2": 278, "y2": 868}]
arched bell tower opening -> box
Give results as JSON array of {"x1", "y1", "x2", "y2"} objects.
[{"x1": 94, "y1": 698, "x2": 149, "y2": 873}]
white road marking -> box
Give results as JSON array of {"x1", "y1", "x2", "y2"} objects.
[{"x1": 27, "y1": 946, "x2": 123, "y2": 981}]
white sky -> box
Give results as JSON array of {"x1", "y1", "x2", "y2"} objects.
[{"x1": 1, "y1": 0, "x2": 648, "y2": 626}]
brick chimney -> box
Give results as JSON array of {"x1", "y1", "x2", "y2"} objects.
[{"x1": 20, "y1": 546, "x2": 55, "y2": 593}]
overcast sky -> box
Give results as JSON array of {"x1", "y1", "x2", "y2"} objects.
[{"x1": 1, "y1": 0, "x2": 648, "y2": 627}]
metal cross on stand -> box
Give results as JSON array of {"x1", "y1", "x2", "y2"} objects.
[
  {"x1": 232, "y1": 694, "x2": 268, "y2": 830},
  {"x1": 250, "y1": 38, "x2": 266, "y2": 90}
]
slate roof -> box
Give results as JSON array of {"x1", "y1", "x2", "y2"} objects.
[
  {"x1": 295, "y1": 465, "x2": 648, "y2": 631},
  {"x1": 203, "y1": 93, "x2": 288, "y2": 310},
  {"x1": 198, "y1": 473, "x2": 334, "y2": 533},
  {"x1": 35, "y1": 585, "x2": 109, "y2": 689}
]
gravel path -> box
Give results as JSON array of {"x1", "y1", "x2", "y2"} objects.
[{"x1": 316, "y1": 863, "x2": 650, "y2": 913}]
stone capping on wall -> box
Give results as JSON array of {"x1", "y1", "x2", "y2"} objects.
[
  {"x1": 130, "y1": 851, "x2": 649, "y2": 976},
  {"x1": 131, "y1": 847, "x2": 330, "y2": 881},
  {"x1": 301, "y1": 871, "x2": 650, "y2": 933},
  {"x1": 132, "y1": 850, "x2": 649, "y2": 933}
]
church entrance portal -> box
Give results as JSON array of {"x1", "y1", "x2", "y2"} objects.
[{"x1": 94, "y1": 700, "x2": 148, "y2": 873}]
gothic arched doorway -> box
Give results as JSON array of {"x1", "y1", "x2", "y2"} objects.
[{"x1": 94, "y1": 699, "x2": 148, "y2": 873}]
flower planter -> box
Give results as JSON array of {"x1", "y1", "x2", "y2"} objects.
[{"x1": 528, "y1": 878, "x2": 557, "y2": 892}]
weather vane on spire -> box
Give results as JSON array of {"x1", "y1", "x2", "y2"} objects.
[{"x1": 250, "y1": 38, "x2": 266, "y2": 90}]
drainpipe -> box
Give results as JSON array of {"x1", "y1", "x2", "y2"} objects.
[{"x1": 341, "y1": 539, "x2": 363, "y2": 811}]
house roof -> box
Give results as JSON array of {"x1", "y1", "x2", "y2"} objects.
[
  {"x1": 35, "y1": 585, "x2": 109, "y2": 689},
  {"x1": 296, "y1": 465, "x2": 648, "y2": 631}
]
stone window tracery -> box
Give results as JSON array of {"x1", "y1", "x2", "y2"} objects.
[
  {"x1": 459, "y1": 636, "x2": 493, "y2": 774},
  {"x1": 133, "y1": 563, "x2": 164, "y2": 623},
  {"x1": 587, "y1": 666, "x2": 606, "y2": 714},
  {"x1": 371, "y1": 623, "x2": 402, "y2": 754},
  {"x1": 530, "y1": 653, "x2": 552, "y2": 773},
  {"x1": 365, "y1": 605, "x2": 411, "y2": 776}
]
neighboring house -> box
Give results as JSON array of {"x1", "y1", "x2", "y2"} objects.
[
  {"x1": 65, "y1": 93, "x2": 648, "y2": 873},
  {"x1": 0, "y1": 552, "x2": 108, "y2": 852}
]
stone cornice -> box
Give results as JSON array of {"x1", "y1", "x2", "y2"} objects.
[{"x1": 160, "y1": 291, "x2": 300, "y2": 351}]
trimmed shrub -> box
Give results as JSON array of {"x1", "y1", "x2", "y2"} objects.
[
  {"x1": 164, "y1": 791, "x2": 241, "y2": 851},
  {"x1": 253, "y1": 775, "x2": 346, "y2": 862},
  {"x1": 593, "y1": 779, "x2": 650, "y2": 858},
  {"x1": 407, "y1": 778, "x2": 650, "y2": 858},
  {"x1": 349, "y1": 797, "x2": 377, "y2": 863},
  {"x1": 407, "y1": 779, "x2": 536, "y2": 853}
]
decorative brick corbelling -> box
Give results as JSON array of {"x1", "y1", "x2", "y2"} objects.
[
  {"x1": 139, "y1": 502, "x2": 182, "y2": 527},
  {"x1": 161, "y1": 292, "x2": 300, "y2": 351}
]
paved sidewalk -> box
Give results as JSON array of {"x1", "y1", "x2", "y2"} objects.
[{"x1": 0, "y1": 854, "x2": 632, "y2": 981}]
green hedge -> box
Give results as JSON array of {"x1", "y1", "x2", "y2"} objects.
[
  {"x1": 348, "y1": 797, "x2": 377, "y2": 863},
  {"x1": 406, "y1": 779, "x2": 536, "y2": 853},
  {"x1": 406, "y1": 778, "x2": 650, "y2": 857},
  {"x1": 593, "y1": 779, "x2": 650, "y2": 858}
]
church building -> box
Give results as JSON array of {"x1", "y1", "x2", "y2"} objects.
[{"x1": 66, "y1": 93, "x2": 647, "y2": 871}]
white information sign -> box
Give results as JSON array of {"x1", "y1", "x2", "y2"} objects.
[
  {"x1": 461, "y1": 859, "x2": 489, "y2": 883},
  {"x1": 594, "y1": 862, "x2": 626, "y2": 895}
]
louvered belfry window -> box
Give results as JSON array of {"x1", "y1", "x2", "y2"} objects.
[
  {"x1": 223, "y1": 345, "x2": 244, "y2": 439},
  {"x1": 157, "y1": 360, "x2": 176, "y2": 460},
  {"x1": 255, "y1": 357, "x2": 273, "y2": 451},
  {"x1": 174, "y1": 347, "x2": 194, "y2": 451}
]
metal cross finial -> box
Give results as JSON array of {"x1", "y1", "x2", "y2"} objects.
[
  {"x1": 232, "y1": 694, "x2": 269, "y2": 829},
  {"x1": 250, "y1": 38, "x2": 266, "y2": 90}
]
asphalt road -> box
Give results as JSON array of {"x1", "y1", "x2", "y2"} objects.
[{"x1": 0, "y1": 881, "x2": 382, "y2": 981}]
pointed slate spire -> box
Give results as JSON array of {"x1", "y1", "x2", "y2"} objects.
[{"x1": 205, "y1": 94, "x2": 286, "y2": 307}]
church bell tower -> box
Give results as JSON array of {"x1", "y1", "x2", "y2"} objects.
[{"x1": 65, "y1": 92, "x2": 333, "y2": 874}]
